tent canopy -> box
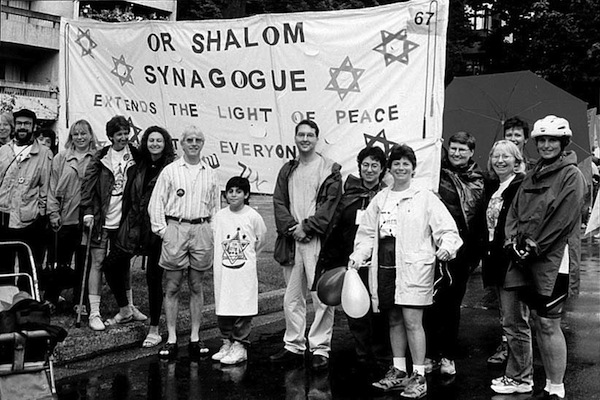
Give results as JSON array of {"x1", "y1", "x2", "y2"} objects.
[{"x1": 443, "y1": 70, "x2": 590, "y2": 168}]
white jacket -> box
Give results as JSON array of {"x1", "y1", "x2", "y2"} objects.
[{"x1": 350, "y1": 187, "x2": 462, "y2": 309}]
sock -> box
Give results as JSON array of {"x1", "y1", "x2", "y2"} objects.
[
  {"x1": 549, "y1": 383, "x2": 565, "y2": 398},
  {"x1": 393, "y1": 357, "x2": 407, "y2": 372},
  {"x1": 544, "y1": 379, "x2": 551, "y2": 392},
  {"x1": 413, "y1": 364, "x2": 426, "y2": 376},
  {"x1": 126, "y1": 289, "x2": 133, "y2": 306},
  {"x1": 89, "y1": 294, "x2": 101, "y2": 316}
]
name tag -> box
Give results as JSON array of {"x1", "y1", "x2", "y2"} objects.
[{"x1": 355, "y1": 209, "x2": 365, "y2": 225}]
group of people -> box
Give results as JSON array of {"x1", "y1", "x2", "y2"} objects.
[
  {"x1": 0, "y1": 109, "x2": 586, "y2": 400},
  {"x1": 269, "y1": 116, "x2": 583, "y2": 400}
]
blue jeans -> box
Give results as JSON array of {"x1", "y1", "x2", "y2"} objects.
[{"x1": 499, "y1": 286, "x2": 533, "y2": 383}]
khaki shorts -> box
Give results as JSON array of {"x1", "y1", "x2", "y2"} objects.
[{"x1": 159, "y1": 220, "x2": 213, "y2": 272}]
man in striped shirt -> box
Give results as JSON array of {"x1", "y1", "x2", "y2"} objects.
[{"x1": 149, "y1": 125, "x2": 220, "y2": 360}]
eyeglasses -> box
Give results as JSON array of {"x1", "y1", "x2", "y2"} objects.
[
  {"x1": 15, "y1": 121, "x2": 33, "y2": 127},
  {"x1": 448, "y1": 147, "x2": 471, "y2": 154},
  {"x1": 360, "y1": 162, "x2": 381, "y2": 170}
]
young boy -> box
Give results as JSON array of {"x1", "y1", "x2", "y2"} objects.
[{"x1": 211, "y1": 177, "x2": 267, "y2": 364}]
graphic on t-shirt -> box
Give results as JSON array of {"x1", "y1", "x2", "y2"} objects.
[{"x1": 221, "y1": 228, "x2": 250, "y2": 269}]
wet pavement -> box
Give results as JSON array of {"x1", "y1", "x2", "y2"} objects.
[{"x1": 55, "y1": 237, "x2": 599, "y2": 399}]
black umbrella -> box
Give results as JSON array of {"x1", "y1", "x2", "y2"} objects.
[{"x1": 443, "y1": 70, "x2": 590, "y2": 167}]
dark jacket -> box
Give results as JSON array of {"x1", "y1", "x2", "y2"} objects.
[
  {"x1": 115, "y1": 154, "x2": 175, "y2": 255},
  {"x1": 438, "y1": 157, "x2": 486, "y2": 274},
  {"x1": 481, "y1": 173, "x2": 525, "y2": 287},
  {"x1": 273, "y1": 154, "x2": 342, "y2": 272},
  {"x1": 80, "y1": 144, "x2": 139, "y2": 241},
  {"x1": 317, "y1": 174, "x2": 385, "y2": 272},
  {"x1": 505, "y1": 151, "x2": 585, "y2": 296}
]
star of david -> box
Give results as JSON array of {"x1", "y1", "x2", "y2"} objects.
[
  {"x1": 363, "y1": 129, "x2": 398, "y2": 155},
  {"x1": 325, "y1": 56, "x2": 365, "y2": 101},
  {"x1": 74, "y1": 28, "x2": 97, "y2": 57},
  {"x1": 222, "y1": 231, "x2": 250, "y2": 265},
  {"x1": 110, "y1": 55, "x2": 134, "y2": 86},
  {"x1": 127, "y1": 117, "x2": 143, "y2": 145},
  {"x1": 373, "y1": 29, "x2": 419, "y2": 67}
]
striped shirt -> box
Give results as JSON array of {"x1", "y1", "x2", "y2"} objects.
[{"x1": 148, "y1": 157, "x2": 220, "y2": 238}]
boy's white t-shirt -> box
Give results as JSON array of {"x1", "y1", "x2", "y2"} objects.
[{"x1": 212, "y1": 205, "x2": 267, "y2": 316}]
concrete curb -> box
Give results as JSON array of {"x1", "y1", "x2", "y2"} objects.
[{"x1": 54, "y1": 288, "x2": 286, "y2": 364}]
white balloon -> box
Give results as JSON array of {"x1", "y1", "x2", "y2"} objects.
[{"x1": 341, "y1": 268, "x2": 370, "y2": 318}]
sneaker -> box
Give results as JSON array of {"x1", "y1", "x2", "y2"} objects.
[
  {"x1": 372, "y1": 366, "x2": 409, "y2": 391},
  {"x1": 130, "y1": 305, "x2": 148, "y2": 321},
  {"x1": 424, "y1": 358, "x2": 440, "y2": 374},
  {"x1": 491, "y1": 376, "x2": 533, "y2": 394},
  {"x1": 212, "y1": 339, "x2": 233, "y2": 361},
  {"x1": 400, "y1": 372, "x2": 427, "y2": 399},
  {"x1": 440, "y1": 358, "x2": 456, "y2": 375},
  {"x1": 220, "y1": 342, "x2": 247, "y2": 365},
  {"x1": 487, "y1": 342, "x2": 508, "y2": 364},
  {"x1": 88, "y1": 314, "x2": 105, "y2": 331}
]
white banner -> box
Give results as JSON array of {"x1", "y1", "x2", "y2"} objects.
[{"x1": 59, "y1": 0, "x2": 448, "y2": 193}]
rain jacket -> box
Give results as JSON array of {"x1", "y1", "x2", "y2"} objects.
[
  {"x1": 80, "y1": 144, "x2": 138, "y2": 241},
  {"x1": 317, "y1": 174, "x2": 385, "y2": 273},
  {"x1": 438, "y1": 157, "x2": 486, "y2": 272},
  {"x1": 481, "y1": 173, "x2": 525, "y2": 287},
  {"x1": 115, "y1": 154, "x2": 175, "y2": 255},
  {"x1": 0, "y1": 140, "x2": 52, "y2": 228},
  {"x1": 350, "y1": 187, "x2": 463, "y2": 309},
  {"x1": 47, "y1": 148, "x2": 95, "y2": 227},
  {"x1": 505, "y1": 151, "x2": 585, "y2": 296},
  {"x1": 273, "y1": 154, "x2": 342, "y2": 272}
]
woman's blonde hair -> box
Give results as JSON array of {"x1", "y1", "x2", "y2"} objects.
[
  {"x1": 487, "y1": 140, "x2": 523, "y2": 179},
  {"x1": 65, "y1": 119, "x2": 99, "y2": 151}
]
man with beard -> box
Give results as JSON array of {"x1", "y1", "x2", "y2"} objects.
[{"x1": 0, "y1": 109, "x2": 52, "y2": 282}]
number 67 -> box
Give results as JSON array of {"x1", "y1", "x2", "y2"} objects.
[{"x1": 414, "y1": 11, "x2": 435, "y2": 25}]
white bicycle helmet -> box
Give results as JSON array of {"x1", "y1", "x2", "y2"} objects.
[{"x1": 531, "y1": 115, "x2": 572, "y2": 138}]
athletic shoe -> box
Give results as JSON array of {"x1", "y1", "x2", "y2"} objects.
[
  {"x1": 220, "y1": 342, "x2": 247, "y2": 365},
  {"x1": 491, "y1": 376, "x2": 533, "y2": 394},
  {"x1": 440, "y1": 358, "x2": 456, "y2": 375},
  {"x1": 88, "y1": 314, "x2": 105, "y2": 331},
  {"x1": 372, "y1": 366, "x2": 409, "y2": 391},
  {"x1": 212, "y1": 339, "x2": 233, "y2": 361},
  {"x1": 400, "y1": 372, "x2": 427, "y2": 399},
  {"x1": 487, "y1": 342, "x2": 508, "y2": 364}
]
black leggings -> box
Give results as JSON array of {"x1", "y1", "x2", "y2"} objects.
[
  {"x1": 145, "y1": 243, "x2": 163, "y2": 326},
  {"x1": 102, "y1": 242, "x2": 132, "y2": 308}
]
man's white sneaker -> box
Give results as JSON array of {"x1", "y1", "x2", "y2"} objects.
[
  {"x1": 440, "y1": 358, "x2": 456, "y2": 375},
  {"x1": 490, "y1": 376, "x2": 533, "y2": 394},
  {"x1": 88, "y1": 314, "x2": 105, "y2": 331},
  {"x1": 220, "y1": 342, "x2": 247, "y2": 365},
  {"x1": 212, "y1": 339, "x2": 233, "y2": 361}
]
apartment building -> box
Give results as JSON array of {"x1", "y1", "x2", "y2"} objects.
[{"x1": 0, "y1": 0, "x2": 176, "y2": 127}]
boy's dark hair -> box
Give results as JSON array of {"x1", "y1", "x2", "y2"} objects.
[
  {"x1": 295, "y1": 119, "x2": 319, "y2": 137},
  {"x1": 226, "y1": 176, "x2": 251, "y2": 205},
  {"x1": 106, "y1": 115, "x2": 129, "y2": 139},
  {"x1": 387, "y1": 144, "x2": 417, "y2": 169},
  {"x1": 504, "y1": 117, "x2": 530, "y2": 139}
]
